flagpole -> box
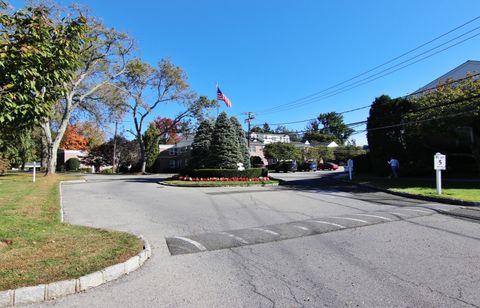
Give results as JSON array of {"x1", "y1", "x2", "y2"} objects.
[{"x1": 216, "y1": 81, "x2": 219, "y2": 117}]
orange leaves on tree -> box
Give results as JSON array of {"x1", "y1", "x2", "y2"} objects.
[
  {"x1": 154, "y1": 117, "x2": 181, "y2": 144},
  {"x1": 60, "y1": 124, "x2": 89, "y2": 150}
]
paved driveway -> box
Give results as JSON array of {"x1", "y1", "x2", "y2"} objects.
[{"x1": 38, "y1": 172, "x2": 480, "y2": 307}]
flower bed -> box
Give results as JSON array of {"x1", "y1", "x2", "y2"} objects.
[{"x1": 175, "y1": 175, "x2": 271, "y2": 182}]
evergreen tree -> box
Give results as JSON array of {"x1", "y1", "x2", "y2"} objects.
[
  {"x1": 230, "y1": 116, "x2": 250, "y2": 168},
  {"x1": 143, "y1": 123, "x2": 161, "y2": 172},
  {"x1": 190, "y1": 120, "x2": 213, "y2": 168},
  {"x1": 209, "y1": 112, "x2": 240, "y2": 169}
]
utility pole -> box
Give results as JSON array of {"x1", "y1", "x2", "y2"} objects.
[
  {"x1": 112, "y1": 121, "x2": 118, "y2": 173},
  {"x1": 242, "y1": 112, "x2": 255, "y2": 148}
]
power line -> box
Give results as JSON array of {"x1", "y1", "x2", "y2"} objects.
[
  {"x1": 257, "y1": 30, "x2": 480, "y2": 116},
  {"x1": 351, "y1": 108, "x2": 478, "y2": 136},
  {"x1": 254, "y1": 72, "x2": 480, "y2": 128},
  {"x1": 252, "y1": 16, "x2": 480, "y2": 116}
]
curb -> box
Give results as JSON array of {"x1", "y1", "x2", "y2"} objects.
[
  {"x1": 59, "y1": 179, "x2": 86, "y2": 223},
  {"x1": 333, "y1": 175, "x2": 480, "y2": 207},
  {"x1": 159, "y1": 181, "x2": 280, "y2": 188},
  {"x1": 0, "y1": 235, "x2": 151, "y2": 307}
]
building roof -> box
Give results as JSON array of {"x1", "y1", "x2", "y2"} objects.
[
  {"x1": 291, "y1": 141, "x2": 312, "y2": 149},
  {"x1": 250, "y1": 132, "x2": 289, "y2": 137},
  {"x1": 412, "y1": 60, "x2": 480, "y2": 94}
]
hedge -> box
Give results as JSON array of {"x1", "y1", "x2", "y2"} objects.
[
  {"x1": 185, "y1": 168, "x2": 268, "y2": 178},
  {"x1": 65, "y1": 158, "x2": 80, "y2": 171}
]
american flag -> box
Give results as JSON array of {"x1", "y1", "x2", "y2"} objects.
[{"x1": 217, "y1": 87, "x2": 232, "y2": 108}]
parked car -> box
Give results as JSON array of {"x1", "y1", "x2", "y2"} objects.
[
  {"x1": 318, "y1": 162, "x2": 339, "y2": 171},
  {"x1": 275, "y1": 160, "x2": 298, "y2": 173},
  {"x1": 298, "y1": 161, "x2": 317, "y2": 172}
]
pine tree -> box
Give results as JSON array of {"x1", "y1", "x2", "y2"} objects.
[
  {"x1": 190, "y1": 120, "x2": 213, "y2": 168},
  {"x1": 209, "y1": 112, "x2": 241, "y2": 169},
  {"x1": 230, "y1": 116, "x2": 250, "y2": 168},
  {"x1": 143, "y1": 123, "x2": 161, "y2": 172}
]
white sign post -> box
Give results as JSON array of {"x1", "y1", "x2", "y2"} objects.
[
  {"x1": 33, "y1": 161, "x2": 36, "y2": 183},
  {"x1": 434, "y1": 153, "x2": 446, "y2": 194},
  {"x1": 347, "y1": 159, "x2": 354, "y2": 180}
]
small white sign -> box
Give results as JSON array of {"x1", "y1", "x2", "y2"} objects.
[{"x1": 434, "y1": 153, "x2": 446, "y2": 170}]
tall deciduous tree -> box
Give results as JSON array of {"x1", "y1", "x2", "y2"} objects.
[
  {"x1": 37, "y1": 10, "x2": 133, "y2": 175},
  {"x1": 120, "y1": 58, "x2": 216, "y2": 173},
  {"x1": 406, "y1": 76, "x2": 480, "y2": 174},
  {"x1": 190, "y1": 120, "x2": 213, "y2": 168},
  {"x1": 76, "y1": 122, "x2": 105, "y2": 149},
  {"x1": 303, "y1": 112, "x2": 353, "y2": 145},
  {"x1": 209, "y1": 112, "x2": 241, "y2": 169},
  {"x1": 230, "y1": 116, "x2": 250, "y2": 168},
  {"x1": 0, "y1": 2, "x2": 87, "y2": 130}
]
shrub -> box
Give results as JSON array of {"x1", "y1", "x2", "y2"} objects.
[
  {"x1": 184, "y1": 168, "x2": 268, "y2": 178},
  {"x1": 101, "y1": 168, "x2": 113, "y2": 174},
  {"x1": 352, "y1": 154, "x2": 373, "y2": 174},
  {"x1": 65, "y1": 158, "x2": 80, "y2": 171},
  {"x1": 250, "y1": 156, "x2": 264, "y2": 167}
]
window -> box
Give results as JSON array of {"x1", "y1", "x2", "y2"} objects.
[
  {"x1": 169, "y1": 147, "x2": 176, "y2": 156},
  {"x1": 169, "y1": 159, "x2": 176, "y2": 168}
]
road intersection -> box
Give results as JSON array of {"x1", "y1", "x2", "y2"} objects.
[{"x1": 37, "y1": 172, "x2": 480, "y2": 307}]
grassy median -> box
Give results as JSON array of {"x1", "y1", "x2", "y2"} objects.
[
  {"x1": 0, "y1": 173, "x2": 143, "y2": 291},
  {"x1": 351, "y1": 175, "x2": 480, "y2": 202},
  {"x1": 163, "y1": 179, "x2": 279, "y2": 187}
]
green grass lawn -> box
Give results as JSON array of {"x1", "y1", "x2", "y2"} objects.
[
  {"x1": 0, "y1": 173, "x2": 143, "y2": 291},
  {"x1": 351, "y1": 174, "x2": 480, "y2": 202},
  {"x1": 164, "y1": 180, "x2": 279, "y2": 187}
]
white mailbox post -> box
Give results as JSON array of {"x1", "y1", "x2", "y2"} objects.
[
  {"x1": 434, "y1": 153, "x2": 446, "y2": 194},
  {"x1": 347, "y1": 159, "x2": 354, "y2": 180}
]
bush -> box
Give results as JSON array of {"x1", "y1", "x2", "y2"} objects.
[
  {"x1": 184, "y1": 168, "x2": 268, "y2": 178},
  {"x1": 101, "y1": 168, "x2": 113, "y2": 174},
  {"x1": 65, "y1": 158, "x2": 80, "y2": 171},
  {"x1": 352, "y1": 154, "x2": 373, "y2": 174},
  {"x1": 250, "y1": 156, "x2": 264, "y2": 167}
]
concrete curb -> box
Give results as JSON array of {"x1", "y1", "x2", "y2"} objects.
[
  {"x1": 59, "y1": 179, "x2": 86, "y2": 223},
  {"x1": 333, "y1": 174, "x2": 480, "y2": 207},
  {"x1": 0, "y1": 178, "x2": 151, "y2": 307},
  {"x1": 159, "y1": 181, "x2": 280, "y2": 188},
  {"x1": 0, "y1": 235, "x2": 151, "y2": 307}
]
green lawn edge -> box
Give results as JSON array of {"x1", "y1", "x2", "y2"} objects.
[
  {"x1": 0, "y1": 173, "x2": 144, "y2": 291},
  {"x1": 348, "y1": 174, "x2": 480, "y2": 202}
]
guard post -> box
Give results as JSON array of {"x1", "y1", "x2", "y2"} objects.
[{"x1": 434, "y1": 153, "x2": 446, "y2": 195}]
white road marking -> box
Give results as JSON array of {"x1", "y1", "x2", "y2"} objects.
[
  {"x1": 390, "y1": 212, "x2": 409, "y2": 217},
  {"x1": 401, "y1": 208, "x2": 432, "y2": 213},
  {"x1": 251, "y1": 228, "x2": 280, "y2": 236},
  {"x1": 218, "y1": 232, "x2": 249, "y2": 244},
  {"x1": 331, "y1": 217, "x2": 369, "y2": 224},
  {"x1": 173, "y1": 236, "x2": 207, "y2": 251},
  {"x1": 311, "y1": 220, "x2": 346, "y2": 229},
  {"x1": 292, "y1": 225, "x2": 310, "y2": 231},
  {"x1": 351, "y1": 213, "x2": 393, "y2": 221}
]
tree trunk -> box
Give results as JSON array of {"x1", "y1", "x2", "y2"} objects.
[
  {"x1": 41, "y1": 120, "x2": 65, "y2": 175},
  {"x1": 140, "y1": 142, "x2": 147, "y2": 174}
]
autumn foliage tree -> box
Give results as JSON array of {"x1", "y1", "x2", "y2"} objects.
[
  {"x1": 60, "y1": 125, "x2": 88, "y2": 150},
  {"x1": 154, "y1": 117, "x2": 181, "y2": 144}
]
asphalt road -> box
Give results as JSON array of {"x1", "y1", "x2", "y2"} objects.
[{"x1": 35, "y1": 171, "x2": 480, "y2": 307}]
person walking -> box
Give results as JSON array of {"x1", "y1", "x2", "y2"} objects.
[{"x1": 388, "y1": 157, "x2": 400, "y2": 178}]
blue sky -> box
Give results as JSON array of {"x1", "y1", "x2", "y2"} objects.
[{"x1": 12, "y1": 1, "x2": 480, "y2": 144}]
